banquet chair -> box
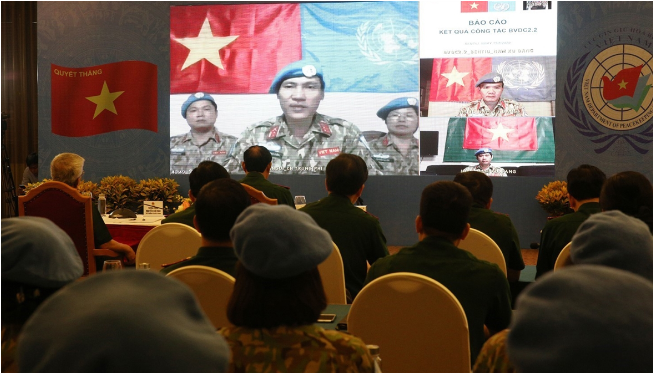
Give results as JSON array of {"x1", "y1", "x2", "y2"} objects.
[
  {"x1": 135, "y1": 223, "x2": 201, "y2": 271},
  {"x1": 18, "y1": 181, "x2": 117, "y2": 276},
  {"x1": 458, "y1": 228, "x2": 508, "y2": 276},
  {"x1": 554, "y1": 242, "x2": 573, "y2": 270},
  {"x1": 166, "y1": 265, "x2": 235, "y2": 329},
  {"x1": 348, "y1": 272, "x2": 470, "y2": 373},
  {"x1": 241, "y1": 184, "x2": 278, "y2": 205},
  {"x1": 317, "y1": 242, "x2": 347, "y2": 304}
]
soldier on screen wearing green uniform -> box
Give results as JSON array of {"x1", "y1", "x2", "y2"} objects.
[
  {"x1": 462, "y1": 148, "x2": 508, "y2": 177},
  {"x1": 366, "y1": 97, "x2": 420, "y2": 175},
  {"x1": 458, "y1": 72, "x2": 528, "y2": 117},
  {"x1": 170, "y1": 93, "x2": 240, "y2": 174},
  {"x1": 234, "y1": 60, "x2": 374, "y2": 174}
]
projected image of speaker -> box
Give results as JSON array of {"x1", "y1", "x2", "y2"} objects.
[{"x1": 420, "y1": 131, "x2": 439, "y2": 157}]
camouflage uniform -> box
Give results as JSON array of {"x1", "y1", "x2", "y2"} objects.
[
  {"x1": 235, "y1": 114, "x2": 375, "y2": 175},
  {"x1": 219, "y1": 325, "x2": 374, "y2": 373},
  {"x1": 458, "y1": 98, "x2": 527, "y2": 117},
  {"x1": 462, "y1": 165, "x2": 508, "y2": 177},
  {"x1": 367, "y1": 134, "x2": 420, "y2": 175},
  {"x1": 472, "y1": 330, "x2": 516, "y2": 373},
  {"x1": 170, "y1": 127, "x2": 240, "y2": 175}
]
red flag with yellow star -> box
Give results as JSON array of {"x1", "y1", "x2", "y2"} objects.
[
  {"x1": 463, "y1": 117, "x2": 538, "y2": 150},
  {"x1": 430, "y1": 58, "x2": 492, "y2": 102},
  {"x1": 51, "y1": 62, "x2": 157, "y2": 137},
  {"x1": 170, "y1": 4, "x2": 301, "y2": 94}
]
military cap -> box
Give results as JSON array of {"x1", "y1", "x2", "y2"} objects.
[
  {"x1": 181, "y1": 92, "x2": 217, "y2": 119},
  {"x1": 17, "y1": 270, "x2": 230, "y2": 373},
  {"x1": 230, "y1": 204, "x2": 332, "y2": 279},
  {"x1": 475, "y1": 72, "x2": 503, "y2": 87},
  {"x1": 376, "y1": 97, "x2": 419, "y2": 120},
  {"x1": 269, "y1": 60, "x2": 325, "y2": 94},
  {"x1": 475, "y1": 148, "x2": 493, "y2": 156},
  {"x1": 2, "y1": 216, "x2": 83, "y2": 288}
]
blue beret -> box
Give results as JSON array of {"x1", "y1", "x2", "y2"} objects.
[
  {"x1": 230, "y1": 204, "x2": 332, "y2": 279},
  {"x1": 475, "y1": 148, "x2": 493, "y2": 156},
  {"x1": 475, "y1": 72, "x2": 503, "y2": 87},
  {"x1": 2, "y1": 217, "x2": 83, "y2": 288},
  {"x1": 181, "y1": 93, "x2": 217, "y2": 119},
  {"x1": 18, "y1": 271, "x2": 230, "y2": 373},
  {"x1": 269, "y1": 60, "x2": 325, "y2": 94},
  {"x1": 376, "y1": 97, "x2": 419, "y2": 120}
]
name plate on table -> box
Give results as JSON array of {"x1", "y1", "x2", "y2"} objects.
[{"x1": 143, "y1": 201, "x2": 164, "y2": 216}]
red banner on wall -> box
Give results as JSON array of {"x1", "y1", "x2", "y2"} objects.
[{"x1": 463, "y1": 117, "x2": 538, "y2": 150}]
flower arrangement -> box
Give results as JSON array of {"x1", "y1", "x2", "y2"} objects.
[
  {"x1": 24, "y1": 178, "x2": 98, "y2": 196},
  {"x1": 133, "y1": 178, "x2": 183, "y2": 205},
  {"x1": 98, "y1": 175, "x2": 138, "y2": 210},
  {"x1": 536, "y1": 180, "x2": 573, "y2": 217}
]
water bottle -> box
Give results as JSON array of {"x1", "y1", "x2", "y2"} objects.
[
  {"x1": 367, "y1": 345, "x2": 382, "y2": 373},
  {"x1": 98, "y1": 194, "x2": 107, "y2": 215}
]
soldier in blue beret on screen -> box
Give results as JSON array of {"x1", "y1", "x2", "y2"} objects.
[
  {"x1": 462, "y1": 148, "x2": 508, "y2": 177},
  {"x1": 235, "y1": 60, "x2": 373, "y2": 175},
  {"x1": 366, "y1": 97, "x2": 420, "y2": 175},
  {"x1": 170, "y1": 92, "x2": 240, "y2": 174},
  {"x1": 458, "y1": 72, "x2": 527, "y2": 117}
]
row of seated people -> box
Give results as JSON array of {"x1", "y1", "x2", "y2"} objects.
[{"x1": 10, "y1": 149, "x2": 653, "y2": 371}]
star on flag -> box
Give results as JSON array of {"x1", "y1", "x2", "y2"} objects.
[
  {"x1": 470, "y1": 2, "x2": 479, "y2": 9},
  {"x1": 488, "y1": 121, "x2": 514, "y2": 142},
  {"x1": 85, "y1": 81, "x2": 124, "y2": 119},
  {"x1": 173, "y1": 18, "x2": 239, "y2": 70},
  {"x1": 441, "y1": 66, "x2": 469, "y2": 87}
]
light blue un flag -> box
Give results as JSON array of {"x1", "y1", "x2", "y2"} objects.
[{"x1": 300, "y1": 2, "x2": 419, "y2": 93}]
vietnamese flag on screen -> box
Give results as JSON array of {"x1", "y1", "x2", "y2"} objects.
[
  {"x1": 430, "y1": 58, "x2": 492, "y2": 102},
  {"x1": 170, "y1": 4, "x2": 301, "y2": 94},
  {"x1": 51, "y1": 62, "x2": 158, "y2": 137},
  {"x1": 463, "y1": 117, "x2": 538, "y2": 150},
  {"x1": 461, "y1": 1, "x2": 488, "y2": 12}
]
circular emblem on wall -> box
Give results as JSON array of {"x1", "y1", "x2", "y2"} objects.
[{"x1": 581, "y1": 45, "x2": 653, "y2": 131}]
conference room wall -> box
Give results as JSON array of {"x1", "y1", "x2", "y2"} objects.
[{"x1": 37, "y1": 1, "x2": 555, "y2": 246}]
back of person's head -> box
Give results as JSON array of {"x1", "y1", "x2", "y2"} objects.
[
  {"x1": 243, "y1": 146, "x2": 272, "y2": 173},
  {"x1": 2, "y1": 217, "x2": 83, "y2": 326},
  {"x1": 570, "y1": 210, "x2": 653, "y2": 282},
  {"x1": 420, "y1": 181, "x2": 472, "y2": 239},
  {"x1": 228, "y1": 204, "x2": 332, "y2": 328},
  {"x1": 600, "y1": 171, "x2": 653, "y2": 230},
  {"x1": 50, "y1": 153, "x2": 84, "y2": 186},
  {"x1": 17, "y1": 270, "x2": 230, "y2": 373},
  {"x1": 189, "y1": 161, "x2": 230, "y2": 197},
  {"x1": 508, "y1": 265, "x2": 653, "y2": 373},
  {"x1": 195, "y1": 178, "x2": 250, "y2": 242},
  {"x1": 325, "y1": 154, "x2": 368, "y2": 196},
  {"x1": 566, "y1": 164, "x2": 605, "y2": 200},
  {"x1": 453, "y1": 171, "x2": 493, "y2": 206},
  {"x1": 26, "y1": 152, "x2": 38, "y2": 167}
]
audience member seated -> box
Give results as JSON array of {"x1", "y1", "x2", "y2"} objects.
[
  {"x1": 454, "y1": 172, "x2": 525, "y2": 282},
  {"x1": 365, "y1": 181, "x2": 512, "y2": 364},
  {"x1": 220, "y1": 204, "x2": 374, "y2": 372},
  {"x1": 507, "y1": 266, "x2": 653, "y2": 373},
  {"x1": 21, "y1": 152, "x2": 38, "y2": 186},
  {"x1": 2, "y1": 217, "x2": 83, "y2": 373},
  {"x1": 535, "y1": 164, "x2": 605, "y2": 278},
  {"x1": 600, "y1": 170, "x2": 653, "y2": 232},
  {"x1": 570, "y1": 209, "x2": 653, "y2": 282},
  {"x1": 239, "y1": 145, "x2": 295, "y2": 207},
  {"x1": 162, "y1": 160, "x2": 230, "y2": 227},
  {"x1": 50, "y1": 153, "x2": 135, "y2": 264},
  {"x1": 472, "y1": 209, "x2": 653, "y2": 373},
  {"x1": 16, "y1": 270, "x2": 230, "y2": 373},
  {"x1": 160, "y1": 179, "x2": 250, "y2": 276},
  {"x1": 300, "y1": 154, "x2": 388, "y2": 301}
]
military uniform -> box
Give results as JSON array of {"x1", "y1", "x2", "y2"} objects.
[
  {"x1": 365, "y1": 236, "x2": 512, "y2": 364},
  {"x1": 159, "y1": 246, "x2": 238, "y2": 276},
  {"x1": 472, "y1": 329, "x2": 515, "y2": 373},
  {"x1": 535, "y1": 202, "x2": 602, "y2": 279},
  {"x1": 219, "y1": 325, "x2": 374, "y2": 373},
  {"x1": 300, "y1": 193, "x2": 388, "y2": 300},
  {"x1": 468, "y1": 205, "x2": 525, "y2": 273},
  {"x1": 235, "y1": 114, "x2": 373, "y2": 175},
  {"x1": 161, "y1": 204, "x2": 195, "y2": 228},
  {"x1": 239, "y1": 172, "x2": 295, "y2": 208},
  {"x1": 462, "y1": 165, "x2": 508, "y2": 177},
  {"x1": 458, "y1": 98, "x2": 527, "y2": 117},
  {"x1": 170, "y1": 128, "x2": 240, "y2": 174},
  {"x1": 367, "y1": 135, "x2": 420, "y2": 175}
]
